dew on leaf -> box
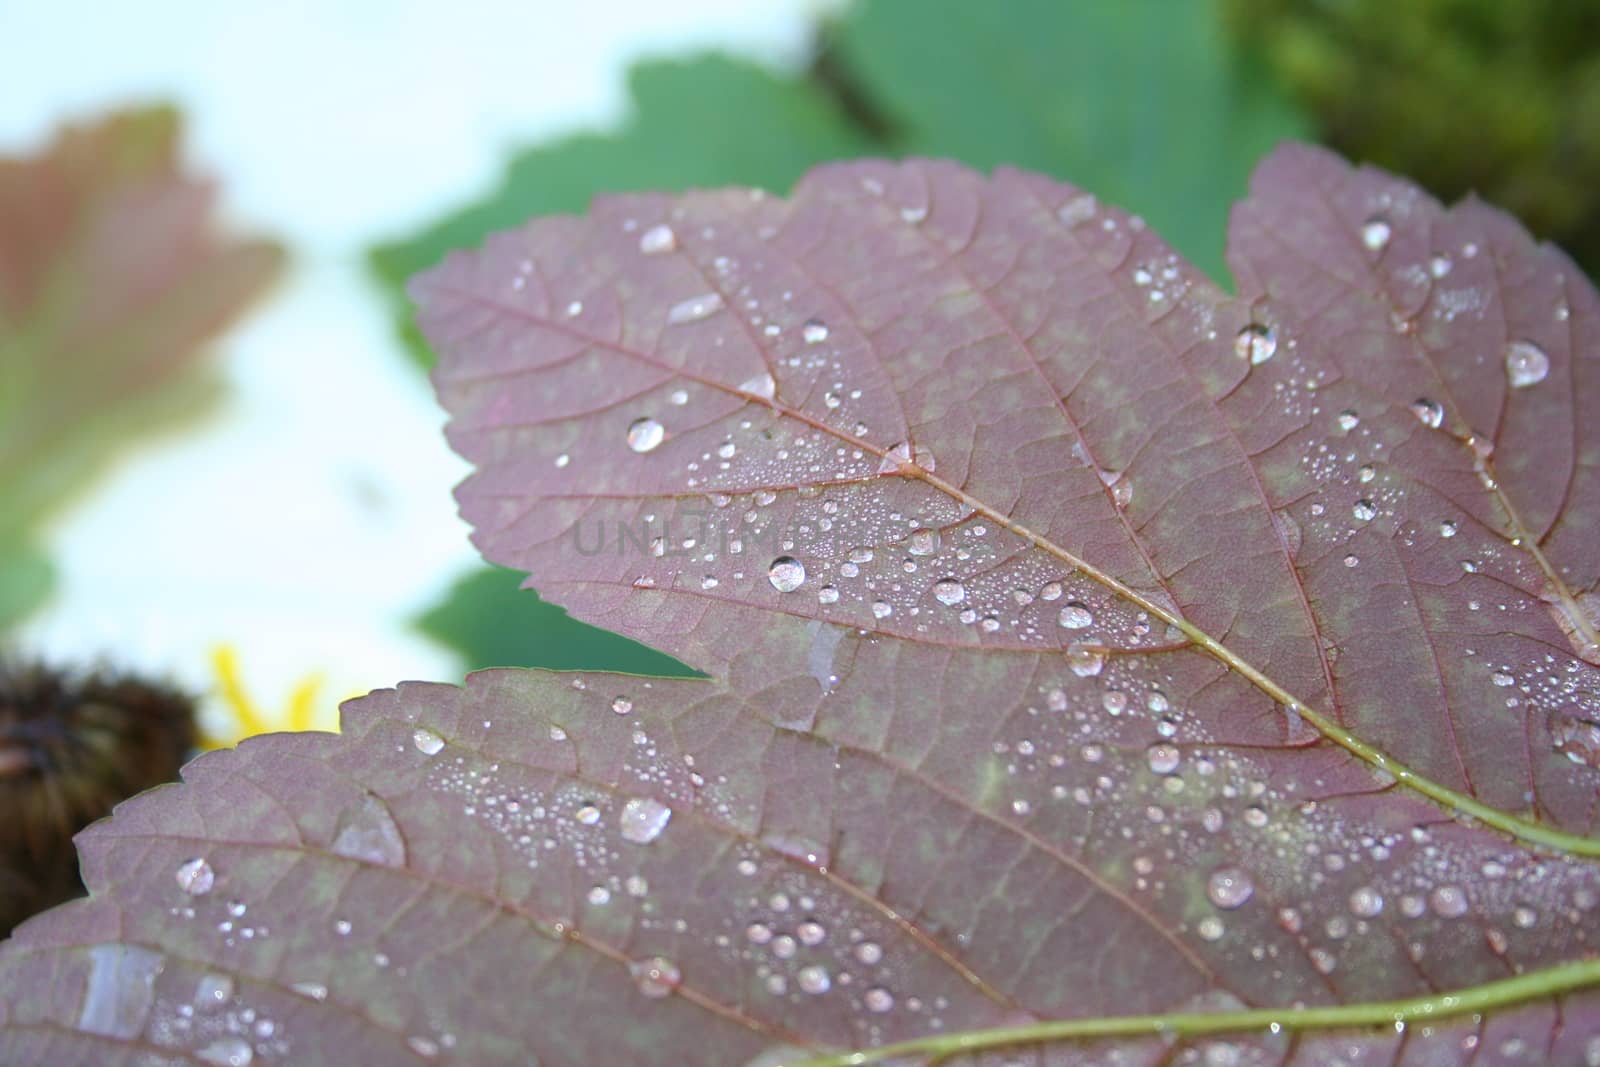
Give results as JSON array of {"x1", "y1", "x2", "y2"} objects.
[
  {"x1": 907, "y1": 528, "x2": 941, "y2": 556},
  {"x1": 1429, "y1": 885, "x2": 1470, "y2": 918},
  {"x1": 1504, "y1": 340, "x2": 1550, "y2": 388},
  {"x1": 1067, "y1": 643, "x2": 1106, "y2": 677},
  {"x1": 1409, "y1": 398, "x2": 1444, "y2": 428},
  {"x1": 1206, "y1": 867, "x2": 1254, "y2": 910},
  {"x1": 575, "y1": 803, "x2": 602, "y2": 826},
  {"x1": 630, "y1": 957, "x2": 681, "y2": 998},
  {"x1": 412, "y1": 728, "x2": 445, "y2": 756},
  {"x1": 666, "y1": 292, "x2": 724, "y2": 325},
  {"x1": 1352, "y1": 499, "x2": 1377, "y2": 522},
  {"x1": 1196, "y1": 916, "x2": 1225, "y2": 941},
  {"x1": 626, "y1": 417, "x2": 666, "y2": 453},
  {"x1": 1337, "y1": 409, "x2": 1360, "y2": 431},
  {"x1": 1360, "y1": 217, "x2": 1392, "y2": 252},
  {"x1": 739, "y1": 371, "x2": 777, "y2": 400},
  {"x1": 1234, "y1": 323, "x2": 1277, "y2": 364},
  {"x1": 194, "y1": 973, "x2": 234, "y2": 1008},
  {"x1": 768, "y1": 556, "x2": 806, "y2": 592},
  {"x1": 796, "y1": 965, "x2": 832, "y2": 995},
  {"x1": 871, "y1": 600, "x2": 893, "y2": 619},
  {"x1": 196, "y1": 1037, "x2": 254, "y2": 1066},
  {"x1": 1440, "y1": 519, "x2": 1458, "y2": 538},
  {"x1": 1146, "y1": 744, "x2": 1181, "y2": 775},
  {"x1": 863, "y1": 987, "x2": 894, "y2": 1013},
  {"x1": 1058, "y1": 601, "x2": 1093, "y2": 629},
  {"x1": 1349, "y1": 886, "x2": 1384, "y2": 918},
  {"x1": 853, "y1": 940, "x2": 883, "y2": 965},
  {"x1": 817, "y1": 585, "x2": 839, "y2": 605},
  {"x1": 796, "y1": 920, "x2": 826, "y2": 946},
  {"x1": 932, "y1": 578, "x2": 965, "y2": 605},
  {"x1": 638, "y1": 223, "x2": 677, "y2": 254},
  {"x1": 611, "y1": 696, "x2": 633, "y2": 715},
  {"x1": 801, "y1": 319, "x2": 829, "y2": 344},
  {"x1": 619, "y1": 797, "x2": 672, "y2": 844},
  {"x1": 175, "y1": 857, "x2": 215, "y2": 896}
]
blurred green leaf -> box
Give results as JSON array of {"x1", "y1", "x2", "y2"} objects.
[
  {"x1": 0, "y1": 537, "x2": 52, "y2": 632},
  {"x1": 826, "y1": 0, "x2": 1310, "y2": 283},
  {"x1": 417, "y1": 566, "x2": 698, "y2": 676},
  {"x1": 371, "y1": 53, "x2": 875, "y2": 368}
]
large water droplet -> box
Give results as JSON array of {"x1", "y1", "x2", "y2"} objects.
[
  {"x1": 802, "y1": 319, "x2": 829, "y2": 344},
  {"x1": 638, "y1": 223, "x2": 677, "y2": 255},
  {"x1": 1352, "y1": 499, "x2": 1377, "y2": 522},
  {"x1": 907, "y1": 528, "x2": 941, "y2": 556},
  {"x1": 863, "y1": 986, "x2": 894, "y2": 1013},
  {"x1": 627, "y1": 417, "x2": 666, "y2": 453},
  {"x1": 1429, "y1": 884, "x2": 1469, "y2": 918},
  {"x1": 630, "y1": 956, "x2": 681, "y2": 998},
  {"x1": 796, "y1": 964, "x2": 832, "y2": 995},
  {"x1": 175, "y1": 857, "x2": 215, "y2": 896},
  {"x1": 739, "y1": 372, "x2": 777, "y2": 400},
  {"x1": 768, "y1": 556, "x2": 806, "y2": 592},
  {"x1": 1348, "y1": 886, "x2": 1384, "y2": 918},
  {"x1": 1058, "y1": 601, "x2": 1093, "y2": 629},
  {"x1": 1067, "y1": 643, "x2": 1105, "y2": 677},
  {"x1": 330, "y1": 793, "x2": 407, "y2": 868},
  {"x1": 666, "y1": 292, "x2": 724, "y2": 325},
  {"x1": 932, "y1": 578, "x2": 965, "y2": 606},
  {"x1": 1146, "y1": 743, "x2": 1181, "y2": 775},
  {"x1": 620, "y1": 797, "x2": 672, "y2": 844},
  {"x1": 1504, "y1": 340, "x2": 1550, "y2": 388},
  {"x1": 196, "y1": 1037, "x2": 254, "y2": 1066},
  {"x1": 1360, "y1": 217, "x2": 1392, "y2": 252},
  {"x1": 1207, "y1": 867, "x2": 1254, "y2": 910},
  {"x1": 1234, "y1": 323, "x2": 1277, "y2": 364},
  {"x1": 412, "y1": 727, "x2": 445, "y2": 756},
  {"x1": 1409, "y1": 398, "x2": 1444, "y2": 429}
]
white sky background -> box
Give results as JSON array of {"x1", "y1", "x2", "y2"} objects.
[{"x1": 1, "y1": 0, "x2": 836, "y2": 730}]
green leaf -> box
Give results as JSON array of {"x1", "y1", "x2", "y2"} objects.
[
  {"x1": 826, "y1": 0, "x2": 1311, "y2": 283},
  {"x1": 0, "y1": 536, "x2": 53, "y2": 632},
  {"x1": 417, "y1": 565, "x2": 698, "y2": 676},
  {"x1": 370, "y1": 54, "x2": 875, "y2": 368}
]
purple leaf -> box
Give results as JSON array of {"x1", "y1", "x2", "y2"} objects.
[{"x1": 5, "y1": 149, "x2": 1600, "y2": 1065}]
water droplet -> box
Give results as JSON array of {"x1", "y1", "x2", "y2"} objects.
[
  {"x1": 194, "y1": 973, "x2": 234, "y2": 1008},
  {"x1": 1058, "y1": 601, "x2": 1093, "y2": 629},
  {"x1": 575, "y1": 803, "x2": 602, "y2": 826},
  {"x1": 620, "y1": 797, "x2": 672, "y2": 844},
  {"x1": 1504, "y1": 340, "x2": 1550, "y2": 388},
  {"x1": 666, "y1": 292, "x2": 724, "y2": 325},
  {"x1": 587, "y1": 885, "x2": 611, "y2": 906},
  {"x1": 1196, "y1": 916, "x2": 1225, "y2": 941},
  {"x1": 1491, "y1": 670, "x2": 1515, "y2": 687},
  {"x1": 1342, "y1": 553, "x2": 1359, "y2": 568},
  {"x1": 1010, "y1": 798, "x2": 1032, "y2": 816},
  {"x1": 1207, "y1": 867, "x2": 1254, "y2": 910},
  {"x1": 817, "y1": 585, "x2": 839, "y2": 605},
  {"x1": 638, "y1": 224, "x2": 677, "y2": 254},
  {"x1": 932, "y1": 578, "x2": 965, "y2": 605},
  {"x1": 612, "y1": 696, "x2": 634, "y2": 715},
  {"x1": 1234, "y1": 323, "x2": 1278, "y2": 364},
  {"x1": 1360, "y1": 217, "x2": 1392, "y2": 252},
  {"x1": 796, "y1": 920, "x2": 827, "y2": 946},
  {"x1": 1352, "y1": 499, "x2": 1377, "y2": 522},
  {"x1": 412, "y1": 728, "x2": 445, "y2": 756},
  {"x1": 1348, "y1": 886, "x2": 1384, "y2": 917},
  {"x1": 175, "y1": 858, "x2": 215, "y2": 896},
  {"x1": 1067, "y1": 643, "x2": 1105, "y2": 677},
  {"x1": 853, "y1": 940, "x2": 883, "y2": 965},
  {"x1": 871, "y1": 600, "x2": 893, "y2": 619},
  {"x1": 1440, "y1": 519, "x2": 1458, "y2": 538},
  {"x1": 768, "y1": 556, "x2": 806, "y2": 592},
  {"x1": 863, "y1": 986, "x2": 894, "y2": 1013},
  {"x1": 802, "y1": 319, "x2": 829, "y2": 344},
  {"x1": 196, "y1": 1037, "x2": 254, "y2": 1066},
  {"x1": 907, "y1": 528, "x2": 941, "y2": 556},
  {"x1": 1057, "y1": 193, "x2": 1097, "y2": 226},
  {"x1": 1429, "y1": 254, "x2": 1452, "y2": 277},
  {"x1": 290, "y1": 981, "x2": 327, "y2": 1001},
  {"x1": 797, "y1": 965, "x2": 832, "y2": 995},
  {"x1": 1429, "y1": 885, "x2": 1469, "y2": 918},
  {"x1": 330, "y1": 793, "x2": 407, "y2": 868},
  {"x1": 1146, "y1": 744, "x2": 1181, "y2": 775},
  {"x1": 1409, "y1": 398, "x2": 1444, "y2": 429},
  {"x1": 630, "y1": 956, "x2": 681, "y2": 998},
  {"x1": 627, "y1": 417, "x2": 666, "y2": 453},
  {"x1": 739, "y1": 372, "x2": 777, "y2": 400}
]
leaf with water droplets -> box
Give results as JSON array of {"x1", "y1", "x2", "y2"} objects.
[{"x1": 10, "y1": 148, "x2": 1600, "y2": 1064}]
